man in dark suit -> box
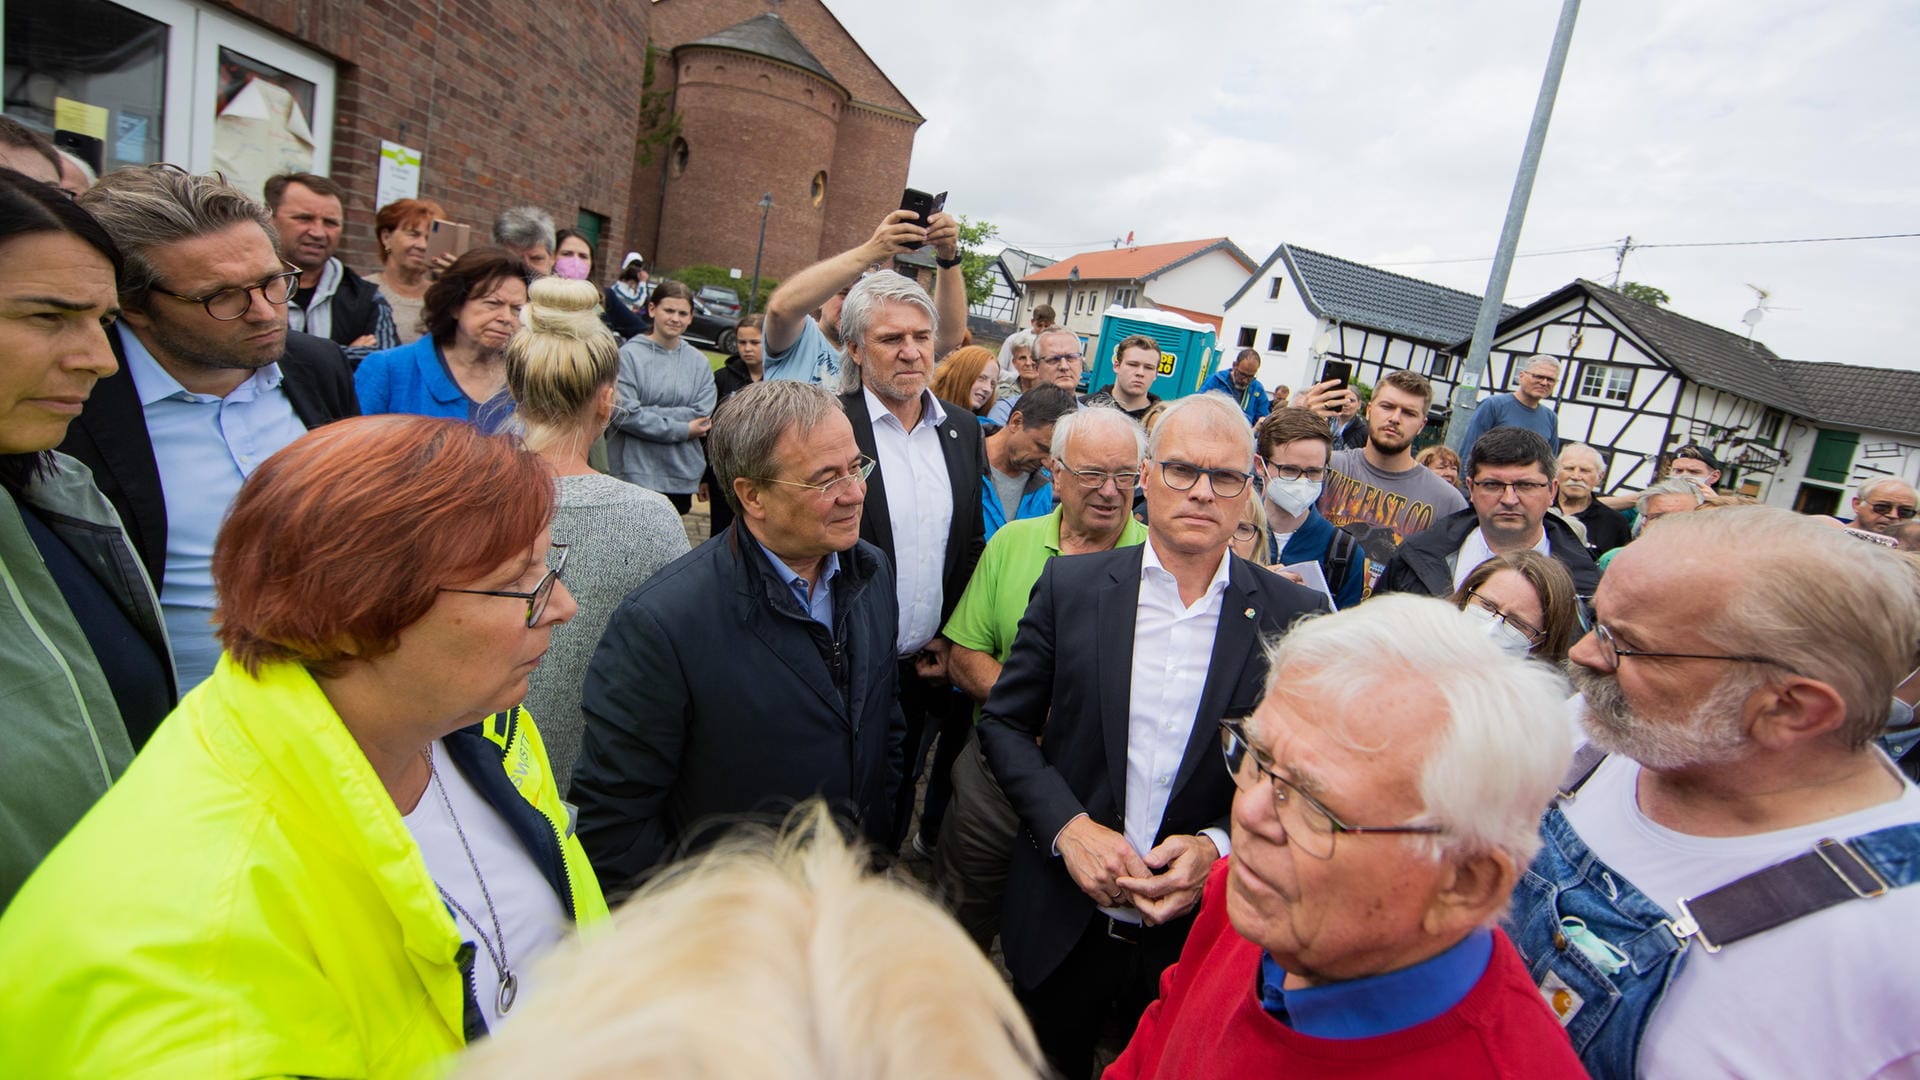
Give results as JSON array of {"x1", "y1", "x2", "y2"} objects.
[
  {"x1": 59, "y1": 165, "x2": 356, "y2": 690},
  {"x1": 979, "y1": 392, "x2": 1329, "y2": 1078},
  {"x1": 835, "y1": 270, "x2": 987, "y2": 851}
]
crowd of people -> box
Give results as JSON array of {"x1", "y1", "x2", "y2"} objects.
[{"x1": 0, "y1": 134, "x2": 1917, "y2": 1079}]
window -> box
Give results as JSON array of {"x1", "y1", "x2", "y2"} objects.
[
  {"x1": 1431, "y1": 353, "x2": 1454, "y2": 380},
  {"x1": 1577, "y1": 364, "x2": 1633, "y2": 404},
  {"x1": 1113, "y1": 287, "x2": 1134, "y2": 307},
  {"x1": 1269, "y1": 277, "x2": 1284, "y2": 300},
  {"x1": 670, "y1": 137, "x2": 689, "y2": 177},
  {"x1": 1757, "y1": 409, "x2": 1784, "y2": 445},
  {"x1": 1237, "y1": 326, "x2": 1257, "y2": 348},
  {"x1": 5, "y1": 0, "x2": 337, "y2": 199},
  {"x1": 1074, "y1": 292, "x2": 1085, "y2": 314},
  {"x1": 1268, "y1": 331, "x2": 1291, "y2": 352},
  {"x1": 810, "y1": 171, "x2": 827, "y2": 207}
]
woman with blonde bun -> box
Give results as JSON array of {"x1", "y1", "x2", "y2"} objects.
[{"x1": 506, "y1": 277, "x2": 690, "y2": 792}]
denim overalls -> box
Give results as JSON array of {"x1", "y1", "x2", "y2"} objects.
[{"x1": 1507, "y1": 760, "x2": 1920, "y2": 1080}]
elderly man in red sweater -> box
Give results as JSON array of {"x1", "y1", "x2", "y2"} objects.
[{"x1": 1106, "y1": 595, "x2": 1587, "y2": 1079}]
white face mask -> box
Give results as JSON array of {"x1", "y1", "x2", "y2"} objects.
[
  {"x1": 1265, "y1": 476, "x2": 1323, "y2": 517},
  {"x1": 1466, "y1": 604, "x2": 1536, "y2": 656}
]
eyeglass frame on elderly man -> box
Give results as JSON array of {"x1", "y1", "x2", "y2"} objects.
[
  {"x1": 1864, "y1": 500, "x2": 1919, "y2": 521},
  {"x1": 1219, "y1": 718, "x2": 1447, "y2": 860},
  {"x1": 750, "y1": 455, "x2": 876, "y2": 500},
  {"x1": 439, "y1": 544, "x2": 570, "y2": 628},
  {"x1": 149, "y1": 263, "x2": 302, "y2": 320},
  {"x1": 1587, "y1": 622, "x2": 1803, "y2": 675}
]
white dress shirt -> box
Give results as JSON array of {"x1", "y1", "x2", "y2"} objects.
[
  {"x1": 1451, "y1": 525, "x2": 1550, "y2": 591},
  {"x1": 1102, "y1": 539, "x2": 1233, "y2": 924},
  {"x1": 864, "y1": 385, "x2": 954, "y2": 655}
]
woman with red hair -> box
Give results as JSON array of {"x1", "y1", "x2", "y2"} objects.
[{"x1": 0, "y1": 415, "x2": 608, "y2": 1078}]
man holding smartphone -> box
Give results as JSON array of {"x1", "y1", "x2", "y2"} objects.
[{"x1": 763, "y1": 204, "x2": 970, "y2": 387}]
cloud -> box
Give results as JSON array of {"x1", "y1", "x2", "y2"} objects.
[{"x1": 829, "y1": 0, "x2": 1920, "y2": 369}]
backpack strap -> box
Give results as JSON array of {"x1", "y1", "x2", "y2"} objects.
[
  {"x1": 1557, "y1": 743, "x2": 1610, "y2": 799},
  {"x1": 1325, "y1": 526, "x2": 1358, "y2": 595},
  {"x1": 1670, "y1": 823, "x2": 1920, "y2": 952}
]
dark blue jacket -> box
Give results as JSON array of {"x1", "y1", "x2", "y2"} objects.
[
  {"x1": 1268, "y1": 506, "x2": 1367, "y2": 609},
  {"x1": 572, "y1": 524, "x2": 905, "y2": 893}
]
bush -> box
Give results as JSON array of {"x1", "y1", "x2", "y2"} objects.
[{"x1": 660, "y1": 264, "x2": 780, "y2": 314}]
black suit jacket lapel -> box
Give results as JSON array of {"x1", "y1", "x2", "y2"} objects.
[
  {"x1": 1097, "y1": 547, "x2": 1145, "y2": 801},
  {"x1": 839, "y1": 390, "x2": 894, "y2": 565},
  {"x1": 64, "y1": 332, "x2": 166, "y2": 588},
  {"x1": 1170, "y1": 556, "x2": 1261, "y2": 796},
  {"x1": 934, "y1": 406, "x2": 972, "y2": 587}
]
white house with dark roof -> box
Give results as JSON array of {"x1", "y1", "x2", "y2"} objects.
[
  {"x1": 970, "y1": 246, "x2": 1055, "y2": 328},
  {"x1": 1462, "y1": 280, "x2": 1920, "y2": 510},
  {"x1": 1220, "y1": 243, "x2": 1513, "y2": 404}
]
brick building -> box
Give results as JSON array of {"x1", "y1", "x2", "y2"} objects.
[
  {"x1": 629, "y1": 1, "x2": 923, "y2": 281},
  {"x1": 4, "y1": 0, "x2": 651, "y2": 273}
]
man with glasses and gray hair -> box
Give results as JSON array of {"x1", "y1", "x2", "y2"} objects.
[
  {"x1": 1374, "y1": 426, "x2": 1599, "y2": 599},
  {"x1": 1510, "y1": 506, "x2": 1920, "y2": 1078},
  {"x1": 59, "y1": 164, "x2": 356, "y2": 689},
  {"x1": 979, "y1": 392, "x2": 1326, "y2": 1077},
  {"x1": 1108, "y1": 594, "x2": 1586, "y2": 1078},
  {"x1": 572, "y1": 379, "x2": 906, "y2": 894},
  {"x1": 988, "y1": 325, "x2": 1083, "y2": 425}
]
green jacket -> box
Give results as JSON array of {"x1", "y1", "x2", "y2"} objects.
[
  {"x1": 0, "y1": 451, "x2": 169, "y2": 909},
  {"x1": 0, "y1": 656, "x2": 608, "y2": 1078}
]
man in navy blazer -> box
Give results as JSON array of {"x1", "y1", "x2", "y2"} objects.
[{"x1": 980, "y1": 392, "x2": 1329, "y2": 1078}]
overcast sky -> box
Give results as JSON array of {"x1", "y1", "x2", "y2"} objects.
[{"x1": 830, "y1": 0, "x2": 1919, "y2": 371}]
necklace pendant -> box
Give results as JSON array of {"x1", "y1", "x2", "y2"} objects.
[{"x1": 497, "y1": 971, "x2": 518, "y2": 1015}]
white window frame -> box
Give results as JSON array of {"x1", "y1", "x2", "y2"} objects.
[
  {"x1": 1577, "y1": 363, "x2": 1633, "y2": 404},
  {"x1": 4, "y1": 0, "x2": 334, "y2": 176}
]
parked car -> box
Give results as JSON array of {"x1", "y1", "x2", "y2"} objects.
[
  {"x1": 681, "y1": 296, "x2": 739, "y2": 355},
  {"x1": 695, "y1": 285, "x2": 742, "y2": 320}
]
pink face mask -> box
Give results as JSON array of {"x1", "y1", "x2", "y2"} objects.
[{"x1": 554, "y1": 255, "x2": 591, "y2": 280}]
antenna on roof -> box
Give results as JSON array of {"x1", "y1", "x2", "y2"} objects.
[{"x1": 1741, "y1": 283, "x2": 1771, "y2": 342}]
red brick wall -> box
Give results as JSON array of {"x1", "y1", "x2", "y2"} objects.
[
  {"x1": 654, "y1": 50, "x2": 841, "y2": 278},
  {"x1": 214, "y1": 0, "x2": 650, "y2": 280},
  {"x1": 820, "y1": 104, "x2": 918, "y2": 261}
]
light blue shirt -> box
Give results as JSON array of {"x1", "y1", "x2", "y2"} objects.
[
  {"x1": 763, "y1": 315, "x2": 843, "y2": 386},
  {"x1": 755, "y1": 537, "x2": 839, "y2": 629},
  {"x1": 121, "y1": 324, "x2": 309, "y2": 689}
]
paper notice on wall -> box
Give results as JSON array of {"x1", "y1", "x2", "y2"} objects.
[
  {"x1": 376, "y1": 141, "x2": 422, "y2": 210},
  {"x1": 54, "y1": 98, "x2": 109, "y2": 140}
]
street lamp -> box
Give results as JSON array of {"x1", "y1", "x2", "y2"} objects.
[{"x1": 747, "y1": 192, "x2": 773, "y2": 316}]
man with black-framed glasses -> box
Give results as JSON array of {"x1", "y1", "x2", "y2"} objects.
[
  {"x1": 574, "y1": 380, "x2": 907, "y2": 893},
  {"x1": 978, "y1": 392, "x2": 1326, "y2": 1077},
  {"x1": 1375, "y1": 426, "x2": 1599, "y2": 600},
  {"x1": 1109, "y1": 595, "x2": 1586, "y2": 1078},
  {"x1": 58, "y1": 164, "x2": 355, "y2": 689}
]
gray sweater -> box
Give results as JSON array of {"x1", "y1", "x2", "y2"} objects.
[
  {"x1": 525, "y1": 473, "x2": 690, "y2": 793},
  {"x1": 607, "y1": 335, "x2": 717, "y2": 493}
]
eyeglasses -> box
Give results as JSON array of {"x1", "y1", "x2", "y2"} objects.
[
  {"x1": 1233, "y1": 521, "x2": 1259, "y2": 543},
  {"x1": 1156, "y1": 459, "x2": 1251, "y2": 498},
  {"x1": 1061, "y1": 464, "x2": 1140, "y2": 491},
  {"x1": 150, "y1": 264, "x2": 302, "y2": 320},
  {"x1": 1265, "y1": 463, "x2": 1327, "y2": 482},
  {"x1": 1588, "y1": 622, "x2": 1801, "y2": 674},
  {"x1": 1866, "y1": 501, "x2": 1918, "y2": 521},
  {"x1": 1038, "y1": 352, "x2": 1083, "y2": 367},
  {"x1": 752, "y1": 456, "x2": 876, "y2": 499},
  {"x1": 1465, "y1": 590, "x2": 1545, "y2": 643},
  {"x1": 1219, "y1": 719, "x2": 1446, "y2": 860},
  {"x1": 440, "y1": 544, "x2": 570, "y2": 628},
  {"x1": 1468, "y1": 479, "x2": 1552, "y2": 497}
]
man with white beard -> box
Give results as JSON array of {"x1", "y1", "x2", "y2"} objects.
[{"x1": 1506, "y1": 506, "x2": 1920, "y2": 1080}]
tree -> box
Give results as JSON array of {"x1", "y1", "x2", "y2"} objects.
[
  {"x1": 955, "y1": 215, "x2": 1001, "y2": 308},
  {"x1": 1618, "y1": 281, "x2": 1670, "y2": 307}
]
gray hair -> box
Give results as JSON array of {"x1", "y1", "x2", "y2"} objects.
[
  {"x1": 838, "y1": 271, "x2": 937, "y2": 394},
  {"x1": 79, "y1": 165, "x2": 275, "y2": 310},
  {"x1": 493, "y1": 205, "x2": 556, "y2": 255},
  {"x1": 1258, "y1": 594, "x2": 1574, "y2": 871},
  {"x1": 1656, "y1": 507, "x2": 1920, "y2": 748},
  {"x1": 1559, "y1": 442, "x2": 1606, "y2": 477},
  {"x1": 1857, "y1": 476, "x2": 1918, "y2": 504},
  {"x1": 1050, "y1": 402, "x2": 1146, "y2": 464},
  {"x1": 1033, "y1": 325, "x2": 1081, "y2": 361},
  {"x1": 1522, "y1": 352, "x2": 1562, "y2": 375},
  {"x1": 710, "y1": 380, "x2": 841, "y2": 513},
  {"x1": 1147, "y1": 391, "x2": 1255, "y2": 468},
  {"x1": 1633, "y1": 476, "x2": 1708, "y2": 532}
]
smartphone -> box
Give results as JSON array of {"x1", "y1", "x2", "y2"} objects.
[
  {"x1": 1320, "y1": 358, "x2": 1353, "y2": 391},
  {"x1": 426, "y1": 219, "x2": 472, "y2": 261},
  {"x1": 899, "y1": 188, "x2": 948, "y2": 228}
]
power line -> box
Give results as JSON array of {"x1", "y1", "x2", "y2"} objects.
[
  {"x1": 1374, "y1": 229, "x2": 1920, "y2": 269},
  {"x1": 1374, "y1": 242, "x2": 1619, "y2": 267},
  {"x1": 1634, "y1": 231, "x2": 1920, "y2": 250}
]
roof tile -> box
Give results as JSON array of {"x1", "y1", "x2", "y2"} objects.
[{"x1": 1021, "y1": 238, "x2": 1251, "y2": 284}]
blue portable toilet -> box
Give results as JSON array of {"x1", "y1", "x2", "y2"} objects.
[{"x1": 1086, "y1": 306, "x2": 1221, "y2": 401}]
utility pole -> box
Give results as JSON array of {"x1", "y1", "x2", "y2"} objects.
[
  {"x1": 1610, "y1": 234, "x2": 1633, "y2": 287},
  {"x1": 747, "y1": 193, "x2": 773, "y2": 316},
  {"x1": 1445, "y1": 0, "x2": 1583, "y2": 451}
]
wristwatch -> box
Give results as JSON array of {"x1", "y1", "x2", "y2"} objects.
[{"x1": 936, "y1": 253, "x2": 964, "y2": 268}]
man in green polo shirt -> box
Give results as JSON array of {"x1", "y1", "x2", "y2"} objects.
[{"x1": 932, "y1": 403, "x2": 1149, "y2": 949}]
